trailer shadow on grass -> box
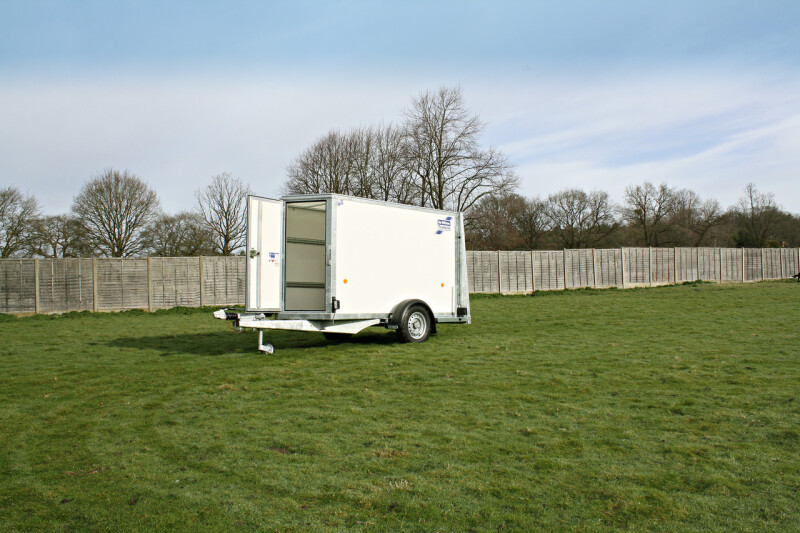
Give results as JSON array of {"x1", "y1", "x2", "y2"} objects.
[{"x1": 106, "y1": 329, "x2": 399, "y2": 356}]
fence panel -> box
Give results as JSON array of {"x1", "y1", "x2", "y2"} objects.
[
  {"x1": 499, "y1": 251, "x2": 533, "y2": 293},
  {"x1": 761, "y1": 249, "x2": 781, "y2": 279},
  {"x1": 743, "y1": 249, "x2": 762, "y2": 282},
  {"x1": 651, "y1": 248, "x2": 675, "y2": 285},
  {"x1": 95, "y1": 258, "x2": 149, "y2": 310},
  {"x1": 698, "y1": 248, "x2": 719, "y2": 281},
  {"x1": 533, "y1": 251, "x2": 564, "y2": 291},
  {"x1": 720, "y1": 248, "x2": 742, "y2": 282},
  {"x1": 201, "y1": 256, "x2": 245, "y2": 306},
  {"x1": 623, "y1": 248, "x2": 650, "y2": 286},
  {"x1": 593, "y1": 249, "x2": 622, "y2": 288},
  {"x1": 0, "y1": 259, "x2": 36, "y2": 313},
  {"x1": 467, "y1": 251, "x2": 499, "y2": 293},
  {"x1": 150, "y1": 257, "x2": 202, "y2": 309},
  {"x1": 675, "y1": 248, "x2": 697, "y2": 282},
  {"x1": 467, "y1": 252, "x2": 500, "y2": 293},
  {"x1": 565, "y1": 249, "x2": 594, "y2": 288},
  {"x1": 37, "y1": 258, "x2": 94, "y2": 313},
  {"x1": 781, "y1": 249, "x2": 799, "y2": 278}
]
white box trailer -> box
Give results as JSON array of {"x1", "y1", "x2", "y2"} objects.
[{"x1": 214, "y1": 193, "x2": 471, "y2": 352}]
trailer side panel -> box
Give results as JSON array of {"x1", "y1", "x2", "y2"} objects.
[{"x1": 333, "y1": 198, "x2": 457, "y2": 316}]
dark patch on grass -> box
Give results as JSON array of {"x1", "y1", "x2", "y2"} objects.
[{"x1": 269, "y1": 447, "x2": 291, "y2": 454}]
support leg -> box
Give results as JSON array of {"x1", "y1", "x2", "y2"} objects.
[{"x1": 257, "y1": 330, "x2": 274, "y2": 354}]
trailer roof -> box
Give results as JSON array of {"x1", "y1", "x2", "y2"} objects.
[{"x1": 278, "y1": 193, "x2": 461, "y2": 216}]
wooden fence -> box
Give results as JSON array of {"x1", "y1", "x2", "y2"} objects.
[
  {"x1": 467, "y1": 247, "x2": 799, "y2": 293},
  {"x1": 1, "y1": 247, "x2": 798, "y2": 313},
  {"x1": 0, "y1": 256, "x2": 245, "y2": 314}
]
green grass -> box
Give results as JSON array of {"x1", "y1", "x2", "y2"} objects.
[{"x1": 1, "y1": 282, "x2": 799, "y2": 532}]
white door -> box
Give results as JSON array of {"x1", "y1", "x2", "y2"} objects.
[{"x1": 246, "y1": 196, "x2": 284, "y2": 312}]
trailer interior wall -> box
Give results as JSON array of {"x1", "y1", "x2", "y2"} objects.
[
  {"x1": 333, "y1": 199, "x2": 458, "y2": 316},
  {"x1": 284, "y1": 201, "x2": 326, "y2": 311}
]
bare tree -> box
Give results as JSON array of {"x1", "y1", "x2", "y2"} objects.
[
  {"x1": 29, "y1": 215, "x2": 87, "y2": 257},
  {"x1": 466, "y1": 193, "x2": 527, "y2": 250},
  {"x1": 733, "y1": 183, "x2": 781, "y2": 247},
  {"x1": 546, "y1": 188, "x2": 617, "y2": 248},
  {"x1": 196, "y1": 172, "x2": 252, "y2": 255},
  {"x1": 285, "y1": 124, "x2": 421, "y2": 204},
  {"x1": 282, "y1": 87, "x2": 517, "y2": 210},
  {"x1": 403, "y1": 86, "x2": 517, "y2": 211},
  {"x1": 144, "y1": 211, "x2": 215, "y2": 256},
  {"x1": 0, "y1": 186, "x2": 40, "y2": 257},
  {"x1": 672, "y1": 189, "x2": 723, "y2": 246},
  {"x1": 516, "y1": 197, "x2": 551, "y2": 250},
  {"x1": 371, "y1": 124, "x2": 417, "y2": 204},
  {"x1": 349, "y1": 126, "x2": 377, "y2": 199},
  {"x1": 72, "y1": 169, "x2": 160, "y2": 257},
  {"x1": 622, "y1": 182, "x2": 678, "y2": 246},
  {"x1": 466, "y1": 193, "x2": 552, "y2": 250},
  {"x1": 284, "y1": 131, "x2": 356, "y2": 196}
]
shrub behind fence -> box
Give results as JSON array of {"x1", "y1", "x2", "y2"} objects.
[{"x1": 1, "y1": 247, "x2": 798, "y2": 314}]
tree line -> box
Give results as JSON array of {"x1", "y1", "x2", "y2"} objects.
[
  {"x1": 0, "y1": 170, "x2": 251, "y2": 258},
  {"x1": 2, "y1": 86, "x2": 798, "y2": 258},
  {"x1": 465, "y1": 182, "x2": 800, "y2": 250}
]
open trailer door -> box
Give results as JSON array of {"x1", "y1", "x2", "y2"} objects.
[{"x1": 246, "y1": 196, "x2": 284, "y2": 312}]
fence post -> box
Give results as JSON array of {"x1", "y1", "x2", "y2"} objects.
[
  {"x1": 530, "y1": 251, "x2": 536, "y2": 292},
  {"x1": 741, "y1": 249, "x2": 746, "y2": 282},
  {"x1": 648, "y1": 247, "x2": 653, "y2": 286},
  {"x1": 718, "y1": 248, "x2": 722, "y2": 282},
  {"x1": 760, "y1": 248, "x2": 765, "y2": 280},
  {"x1": 562, "y1": 249, "x2": 568, "y2": 289},
  {"x1": 497, "y1": 252, "x2": 503, "y2": 294},
  {"x1": 591, "y1": 248, "x2": 597, "y2": 288},
  {"x1": 147, "y1": 257, "x2": 153, "y2": 312},
  {"x1": 621, "y1": 248, "x2": 626, "y2": 289},
  {"x1": 673, "y1": 248, "x2": 677, "y2": 284},
  {"x1": 120, "y1": 259, "x2": 126, "y2": 309},
  {"x1": 34, "y1": 258, "x2": 40, "y2": 314},
  {"x1": 92, "y1": 258, "x2": 98, "y2": 312},
  {"x1": 198, "y1": 257, "x2": 205, "y2": 307}
]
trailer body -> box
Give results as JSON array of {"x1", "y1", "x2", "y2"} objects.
[{"x1": 217, "y1": 193, "x2": 470, "y2": 352}]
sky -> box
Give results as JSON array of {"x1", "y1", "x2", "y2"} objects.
[{"x1": 1, "y1": 0, "x2": 799, "y2": 215}]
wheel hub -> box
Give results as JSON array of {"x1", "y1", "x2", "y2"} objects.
[{"x1": 408, "y1": 311, "x2": 427, "y2": 339}]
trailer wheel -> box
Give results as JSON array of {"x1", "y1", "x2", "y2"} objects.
[
  {"x1": 323, "y1": 332, "x2": 353, "y2": 341},
  {"x1": 397, "y1": 305, "x2": 431, "y2": 343}
]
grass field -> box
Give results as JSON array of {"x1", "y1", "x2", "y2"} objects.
[{"x1": 1, "y1": 281, "x2": 798, "y2": 531}]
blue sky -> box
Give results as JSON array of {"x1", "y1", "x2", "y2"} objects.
[{"x1": 2, "y1": 0, "x2": 799, "y2": 214}]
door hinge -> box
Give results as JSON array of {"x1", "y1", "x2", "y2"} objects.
[{"x1": 331, "y1": 297, "x2": 340, "y2": 312}]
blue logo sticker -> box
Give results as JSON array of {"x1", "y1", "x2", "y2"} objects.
[{"x1": 436, "y1": 217, "x2": 453, "y2": 234}]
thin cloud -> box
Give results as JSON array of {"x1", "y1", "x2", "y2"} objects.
[{"x1": 1, "y1": 68, "x2": 798, "y2": 215}]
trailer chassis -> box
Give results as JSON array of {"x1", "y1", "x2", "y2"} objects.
[{"x1": 214, "y1": 302, "x2": 467, "y2": 353}]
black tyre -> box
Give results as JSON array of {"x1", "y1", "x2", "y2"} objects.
[
  {"x1": 323, "y1": 332, "x2": 353, "y2": 341},
  {"x1": 396, "y1": 304, "x2": 431, "y2": 343}
]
